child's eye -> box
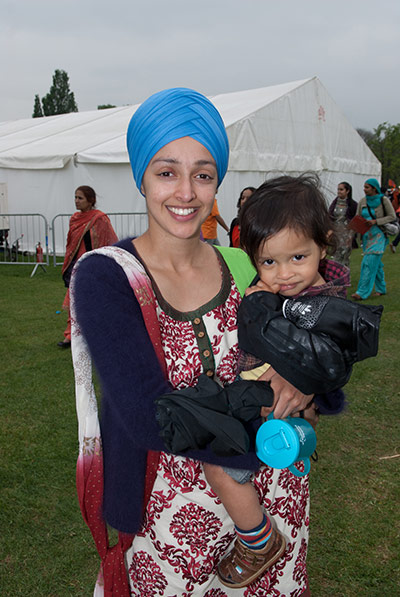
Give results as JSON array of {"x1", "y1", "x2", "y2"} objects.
[
  {"x1": 293, "y1": 254, "x2": 305, "y2": 262},
  {"x1": 262, "y1": 258, "x2": 275, "y2": 266}
]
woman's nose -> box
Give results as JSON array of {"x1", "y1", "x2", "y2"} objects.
[{"x1": 176, "y1": 176, "x2": 195, "y2": 202}]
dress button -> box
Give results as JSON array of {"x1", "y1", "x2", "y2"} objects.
[
  {"x1": 206, "y1": 370, "x2": 214, "y2": 377},
  {"x1": 203, "y1": 349, "x2": 211, "y2": 357},
  {"x1": 198, "y1": 331, "x2": 205, "y2": 338},
  {"x1": 193, "y1": 317, "x2": 201, "y2": 325}
]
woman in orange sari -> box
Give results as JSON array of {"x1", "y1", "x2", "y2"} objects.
[{"x1": 58, "y1": 186, "x2": 118, "y2": 347}]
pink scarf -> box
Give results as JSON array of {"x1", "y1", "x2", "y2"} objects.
[{"x1": 70, "y1": 246, "x2": 166, "y2": 596}]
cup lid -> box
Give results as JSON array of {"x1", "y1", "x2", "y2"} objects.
[{"x1": 256, "y1": 419, "x2": 300, "y2": 468}]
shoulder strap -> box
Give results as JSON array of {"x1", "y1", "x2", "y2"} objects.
[{"x1": 215, "y1": 246, "x2": 256, "y2": 297}]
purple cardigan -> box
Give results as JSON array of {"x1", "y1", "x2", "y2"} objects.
[{"x1": 74, "y1": 238, "x2": 260, "y2": 533}]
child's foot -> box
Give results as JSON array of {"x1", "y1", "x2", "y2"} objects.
[{"x1": 217, "y1": 528, "x2": 286, "y2": 588}]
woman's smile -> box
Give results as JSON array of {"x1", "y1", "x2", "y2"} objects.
[{"x1": 167, "y1": 206, "x2": 198, "y2": 217}]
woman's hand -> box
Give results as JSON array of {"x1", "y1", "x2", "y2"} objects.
[
  {"x1": 245, "y1": 279, "x2": 280, "y2": 296},
  {"x1": 258, "y1": 367, "x2": 314, "y2": 419}
]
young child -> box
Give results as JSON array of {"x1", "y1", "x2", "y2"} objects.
[{"x1": 203, "y1": 174, "x2": 382, "y2": 589}]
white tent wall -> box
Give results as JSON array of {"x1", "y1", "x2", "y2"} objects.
[
  {"x1": 0, "y1": 77, "x2": 381, "y2": 251},
  {"x1": 0, "y1": 162, "x2": 146, "y2": 253}
]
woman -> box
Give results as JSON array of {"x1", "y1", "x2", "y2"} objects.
[
  {"x1": 58, "y1": 186, "x2": 117, "y2": 347},
  {"x1": 328, "y1": 182, "x2": 358, "y2": 266},
  {"x1": 229, "y1": 186, "x2": 256, "y2": 247},
  {"x1": 71, "y1": 88, "x2": 312, "y2": 596},
  {"x1": 352, "y1": 178, "x2": 396, "y2": 300}
]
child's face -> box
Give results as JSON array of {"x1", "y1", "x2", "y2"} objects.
[{"x1": 256, "y1": 228, "x2": 326, "y2": 296}]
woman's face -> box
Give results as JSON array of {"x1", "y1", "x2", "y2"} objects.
[
  {"x1": 75, "y1": 190, "x2": 92, "y2": 212},
  {"x1": 364, "y1": 183, "x2": 377, "y2": 196},
  {"x1": 141, "y1": 136, "x2": 218, "y2": 240},
  {"x1": 337, "y1": 184, "x2": 349, "y2": 199},
  {"x1": 240, "y1": 188, "x2": 254, "y2": 208}
]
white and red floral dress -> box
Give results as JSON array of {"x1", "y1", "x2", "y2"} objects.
[{"x1": 122, "y1": 257, "x2": 310, "y2": 597}]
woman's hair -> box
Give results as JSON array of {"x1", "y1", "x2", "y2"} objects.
[
  {"x1": 338, "y1": 181, "x2": 353, "y2": 200},
  {"x1": 240, "y1": 174, "x2": 336, "y2": 267},
  {"x1": 76, "y1": 185, "x2": 96, "y2": 207},
  {"x1": 236, "y1": 186, "x2": 256, "y2": 209}
]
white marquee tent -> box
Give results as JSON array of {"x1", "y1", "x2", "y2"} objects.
[{"x1": 0, "y1": 76, "x2": 380, "y2": 249}]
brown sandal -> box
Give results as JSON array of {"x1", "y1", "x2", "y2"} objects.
[{"x1": 217, "y1": 528, "x2": 286, "y2": 588}]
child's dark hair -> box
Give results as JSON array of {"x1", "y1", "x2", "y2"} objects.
[{"x1": 239, "y1": 174, "x2": 336, "y2": 268}]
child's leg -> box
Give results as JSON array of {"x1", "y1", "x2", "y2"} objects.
[
  {"x1": 204, "y1": 462, "x2": 263, "y2": 530},
  {"x1": 204, "y1": 463, "x2": 286, "y2": 588}
]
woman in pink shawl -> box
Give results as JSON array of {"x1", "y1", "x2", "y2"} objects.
[{"x1": 58, "y1": 185, "x2": 117, "y2": 347}]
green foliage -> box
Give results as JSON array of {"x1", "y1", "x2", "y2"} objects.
[
  {"x1": 359, "y1": 122, "x2": 400, "y2": 188},
  {"x1": 32, "y1": 94, "x2": 43, "y2": 118},
  {"x1": 0, "y1": 249, "x2": 399, "y2": 595},
  {"x1": 97, "y1": 104, "x2": 116, "y2": 110},
  {"x1": 41, "y1": 69, "x2": 78, "y2": 116},
  {"x1": 356, "y1": 127, "x2": 374, "y2": 145}
]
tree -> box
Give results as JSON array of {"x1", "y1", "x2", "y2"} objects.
[
  {"x1": 361, "y1": 122, "x2": 400, "y2": 188},
  {"x1": 32, "y1": 94, "x2": 44, "y2": 118},
  {"x1": 356, "y1": 128, "x2": 374, "y2": 145},
  {"x1": 97, "y1": 104, "x2": 116, "y2": 110},
  {"x1": 40, "y1": 69, "x2": 78, "y2": 116}
]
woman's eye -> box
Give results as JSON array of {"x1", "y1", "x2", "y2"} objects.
[
  {"x1": 196, "y1": 173, "x2": 213, "y2": 180},
  {"x1": 159, "y1": 171, "x2": 173, "y2": 177}
]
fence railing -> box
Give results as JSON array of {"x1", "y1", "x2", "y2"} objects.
[
  {"x1": 0, "y1": 214, "x2": 49, "y2": 265},
  {"x1": 50, "y1": 212, "x2": 148, "y2": 265},
  {"x1": 0, "y1": 212, "x2": 149, "y2": 268}
]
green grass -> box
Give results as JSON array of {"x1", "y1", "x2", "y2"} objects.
[{"x1": 0, "y1": 249, "x2": 399, "y2": 595}]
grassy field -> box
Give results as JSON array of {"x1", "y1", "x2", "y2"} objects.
[{"x1": 0, "y1": 249, "x2": 399, "y2": 596}]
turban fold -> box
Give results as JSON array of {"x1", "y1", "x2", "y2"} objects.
[{"x1": 126, "y1": 88, "x2": 229, "y2": 193}]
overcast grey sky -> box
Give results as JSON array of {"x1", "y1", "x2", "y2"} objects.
[{"x1": 1, "y1": 0, "x2": 399, "y2": 130}]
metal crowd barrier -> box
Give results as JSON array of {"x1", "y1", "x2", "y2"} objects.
[
  {"x1": 51, "y1": 212, "x2": 148, "y2": 266},
  {"x1": 0, "y1": 212, "x2": 148, "y2": 269},
  {"x1": 0, "y1": 213, "x2": 49, "y2": 269}
]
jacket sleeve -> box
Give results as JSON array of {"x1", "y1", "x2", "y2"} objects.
[
  {"x1": 74, "y1": 253, "x2": 260, "y2": 469},
  {"x1": 238, "y1": 292, "x2": 355, "y2": 395},
  {"x1": 377, "y1": 196, "x2": 397, "y2": 225}
]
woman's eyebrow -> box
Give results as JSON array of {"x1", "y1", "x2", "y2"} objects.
[{"x1": 151, "y1": 158, "x2": 215, "y2": 166}]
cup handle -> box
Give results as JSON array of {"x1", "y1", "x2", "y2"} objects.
[{"x1": 288, "y1": 458, "x2": 311, "y2": 478}]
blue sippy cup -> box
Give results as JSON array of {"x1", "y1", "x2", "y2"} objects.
[{"x1": 256, "y1": 413, "x2": 317, "y2": 477}]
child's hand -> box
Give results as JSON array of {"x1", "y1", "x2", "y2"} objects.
[{"x1": 245, "y1": 279, "x2": 280, "y2": 296}]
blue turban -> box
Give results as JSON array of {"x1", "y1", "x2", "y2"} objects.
[
  {"x1": 365, "y1": 178, "x2": 381, "y2": 194},
  {"x1": 126, "y1": 88, "x2": 229, "y2": 194}
]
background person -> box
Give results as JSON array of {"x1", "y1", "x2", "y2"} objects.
[
  {"x1": 58, "y1": 186, "x2": 117, "y2": 347},
  {"x1": 229, "y1": 186, "x2": 256, "y2": 247},
  {"x1": 351, "y1": 178, "x2": 396, "y2": 300},
  {"x1": 328, "y1": 181, "x2": 358, "y2": 267},
  {"x1": 201, "y1": 196, "x2": 230, "y2": 245},
  {"x1": 72, "y1": 88, "x2": 312, "y2": 596}
]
